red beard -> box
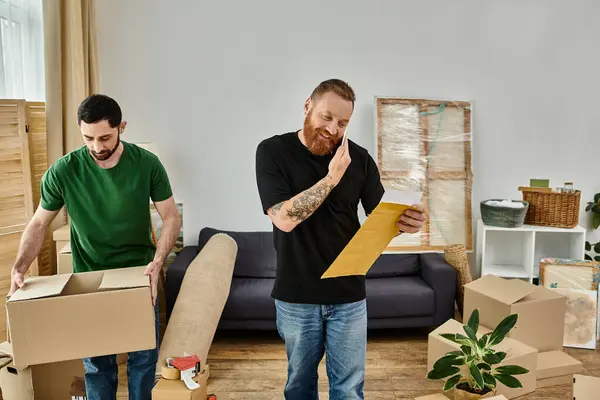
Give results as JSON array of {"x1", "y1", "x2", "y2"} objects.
[{"x1": 303, "y1": 112, "x2": 342, "y2": 156}]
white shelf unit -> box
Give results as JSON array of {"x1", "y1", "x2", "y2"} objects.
[{"x1": 476, "y1": 219, "x2": 586, "y2": 283}]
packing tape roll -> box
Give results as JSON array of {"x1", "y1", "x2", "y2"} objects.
[{"x1": 161, "y1": 362, "x2": 180, "y2": 380}]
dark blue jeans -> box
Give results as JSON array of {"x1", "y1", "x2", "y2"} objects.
[
  {"x1": 83, "y1": 301, "x2": 159, "y2": 400},
  {"x1": 275, "y1": 299, "x2": 367, "y2": 400}
]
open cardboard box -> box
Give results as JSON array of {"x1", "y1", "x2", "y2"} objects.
[
  {"x1": 152, "y1": 364, "x2": 210, "y2": 400},
  {"x1": 6, "y1": 266, "x2": 156, "y2": 368},
  {"x1": 427, "y1": 319, "x2": 537, "y2": 400},
  {"x1": 463, "y1": 274, "x2": 566, "y2": 353}
]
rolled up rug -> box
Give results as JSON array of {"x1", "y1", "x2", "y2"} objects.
[{"x1": 157, "y1": 233, "x2": 238, "y2": 373}]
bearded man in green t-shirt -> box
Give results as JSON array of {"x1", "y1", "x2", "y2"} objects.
[{"x1": 8, "y1": 94, "x2": 181, "y2": 400}]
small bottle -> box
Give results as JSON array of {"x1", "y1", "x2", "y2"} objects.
[{"x1": 564, "y1": 182, "x2": 573, "y2": 193}]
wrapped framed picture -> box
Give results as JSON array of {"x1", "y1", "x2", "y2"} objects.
[
  {"x1": 375, "y1": 97, "x2": 473, "y2": 252},
  {"x1": 539, "y1": 258, "x2": 600, "y2": 290}
]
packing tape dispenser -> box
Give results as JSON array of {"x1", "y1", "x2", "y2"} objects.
[{"x1": 160, "y1": 357, "x2": 180, "y2": 380}]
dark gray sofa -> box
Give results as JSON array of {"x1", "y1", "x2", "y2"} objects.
[{"x1": 166, "y1": 227, "x2": 457, "y2": 330}]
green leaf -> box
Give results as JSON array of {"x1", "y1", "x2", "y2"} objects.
[
  {"x1": 586, "y1": 241, "x2": 592, "y2": 251},
  {"x1": 594, "y1": 256, "x2": 600, "y2": 262},
  {"x1": 594, "y1": 213, "x2": 600, "y2": 230},
  {"x1": 483, "y1": 372, "x2": 497, "y2": 388},
  {"x1": 478, "y1": 333, "x2": 489, "y2": 350},
  {"x1": 469, "y1": 362, "x2": 485, "y2": 389},
  {"x1": 477, "y1": 363, "x2": 492, "y2": 371},
  {"x1": 461, "y1": 345, "x2": 473, "y2": 356},
  {"x1": 495, "y1": 352, "x2": 507, "y2": 362},
  {"x1": 427, "y1": 366, "x2": 461, "y2": 380},
  {"x1": 446, "y1": 350, "x2": 464, "y2": 357},
  {"x1": 489, "y1": 314, "x2": 518, "y2": 346},
  {"x1": 494, "y1": 374, "x2": 523, "y2": 389},
  {"x1": 440, "y1": 333, "x2": 470, "y2": 346},
  {"x1": 467, "y1": 309, "x2": 479, "y2": 333},
  {"x1": 495, "y1": 365, "x2": 529, "y2": 375},
  {"x1": 594, "y1": 242, "x2": 600, "y2": 253},
  {"x1": 433, "y1": 354, "x2": 463, "y2": 371},
  {"x1": 483, "y1": 353, "x2": 501, "y2": 365},
  {"x1": 443, "y1": 374, "x2": 462, "y2": 391},
  {"x1": 463, "y1": 325, "x2": 478, "y2": 342},
  {"x1": 586, "y1": 254, "x2": 593, "y2": 261},
  {"x1": 594, "y1": 204, "x2": 600, "y2": 213},
  {"x1": 594, "y1": 193, "x2": 600, "y2": 203},
  {"x1": 587, "y1": 203, "x2": 595, "y2": 212}
]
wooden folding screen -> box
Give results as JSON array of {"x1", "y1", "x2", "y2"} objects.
[
  {"x1": 376, "y1": 97, "x2": 473, "y2": 252},
  {"x1": 0, "y1": 100, "x2": 48, "y2": 342}
]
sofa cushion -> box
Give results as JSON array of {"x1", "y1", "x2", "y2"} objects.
[
  {"x1": 221, "y1": 278, "x2": 276, "y2": 320},
  {"x1": 198, "y1": 227, "x2": 276, "y2": 278},
  {"x1": 365, "y1": 276, "x2": 435, "y2": 318},
  {"x1": 366, "y1": 254, "x2": 420, "y2": 278}
]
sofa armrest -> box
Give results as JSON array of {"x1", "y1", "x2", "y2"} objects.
[
  {"x1": 419, "y1": 253, "x2": 457, "y2": 325},
  {"x1": 165, "y1": 246, "x2": 198, "y2": 321}
]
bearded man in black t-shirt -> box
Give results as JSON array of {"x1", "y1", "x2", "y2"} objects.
[{"x1": 255, "y1": 79, "x2": 425, "y2": 400}]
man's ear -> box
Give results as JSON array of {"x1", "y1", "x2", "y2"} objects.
[
  {"x1": 119, "y1": 121, "x2": 128, "y2": 134},
  {"x1": 303, "y1": 97, "x2": 311, "y2": 117}
]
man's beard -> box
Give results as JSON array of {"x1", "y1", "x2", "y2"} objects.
[
  {"x1": 303, "y1": 113, "x2": 342, "y2": 156},
  {"x1": 91, "y1": 134, "x2": 120, "y2": 161}
]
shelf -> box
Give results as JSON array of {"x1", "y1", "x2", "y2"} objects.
[
  {"x1": 482, "y1": 264, "x2": 530, "y2": 278},
  {"x1": 476, "y1": 219, "x2": 586, "y2": 283},
  {"x1": 479, "y1": 222, "x2": 586, "y2": 233}
]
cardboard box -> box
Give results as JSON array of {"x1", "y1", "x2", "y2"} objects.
[
  {"x1": 573, "y1": 374, "x2": 600, "y2": 400},
  {"x1": 152, "y1": 364, "x2": 210, "y2": 400},
  {"x1": 536, "y1": 350, "x2": 583, "y2": 380},
  {"x1": 537, "y1": 374, "x2": 572, "y2": 388},
  {"x1": 6, "y1": 266, "x2": 156, "y2": 367},
  {"x1": 58, "y1": 242, "x2": 73, "y2": 274},
  {"x1": 53, "y1": 223, "x2": 70, "y2": 257},
  {"x1": 463, "y1": 274, "x2": 566, "y2": 352},
  {"x1": 0, "y1": 342, "x2": 85, "y2": 400},
  {"x1": 427, "y1": 319, "x2": 537, "y2": 400}
]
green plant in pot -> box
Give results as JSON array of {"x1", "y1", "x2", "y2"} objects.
[
  {"x1": 427, "y1": 309, "x2": 529, "y2": 400},
  {"x1": 586, "y1": 192, "x2": 600, "y2": 230}
]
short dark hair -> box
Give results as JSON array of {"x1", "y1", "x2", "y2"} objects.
[
  {"x1": 77, "y1": 94, "x2": 122, "y2": 128},
  {"x1": 310, "y1": 79, "x2": 356, "y2": 106}
]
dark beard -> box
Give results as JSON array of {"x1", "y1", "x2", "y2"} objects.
[
  {"x1": 303, "y1": 112, "x2": 341, "y2": 156},
  {"x1": 91, "y1": 134, "x2": 120, "y2": 161}
]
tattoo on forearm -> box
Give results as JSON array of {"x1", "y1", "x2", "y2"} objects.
[
  {"x1": 269, "y1": 201, "x2": 284, "y2": 216},
  {"x1": 286, "y1": 178, "x2": 335, "y2": 222}
]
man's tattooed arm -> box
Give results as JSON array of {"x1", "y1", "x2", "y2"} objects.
[{"x1": 267, "y1": 174, "x2": 337, "y2": 232}]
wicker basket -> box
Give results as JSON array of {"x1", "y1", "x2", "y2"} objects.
[
  {"x1": 481, "y1": 199, "x2": 529, "y2": 228},
  {"x1": 521, "y1": 190, "x2": 580, "y2": 228}
]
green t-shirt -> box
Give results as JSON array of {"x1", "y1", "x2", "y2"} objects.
[{"x1": 40, "y1": 141, "x2": 173, "y2": 273}]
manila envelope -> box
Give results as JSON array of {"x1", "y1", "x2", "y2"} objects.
[{"x1": 321, "y1": 190, "x2": 422, "y2": 279}]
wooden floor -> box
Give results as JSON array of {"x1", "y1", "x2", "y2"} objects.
[{"x1": 205, "y1": 328, "x2": 600, "y2": 400}]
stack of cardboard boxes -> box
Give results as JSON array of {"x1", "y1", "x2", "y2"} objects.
[{"x1": 425, "y1": 274, "x2": 585, "y2": 399}]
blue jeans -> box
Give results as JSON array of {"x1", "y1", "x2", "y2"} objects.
[
  {"x1": 275, "y1": 299, "x2": 367, "y2": 400},
  {"x1": 83, "y1": 301, "x2": 159, "y2": 400}
]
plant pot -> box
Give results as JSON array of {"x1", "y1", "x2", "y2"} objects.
[{"x1": 453, "y1": 384, "x2": 497, "y2": 400}]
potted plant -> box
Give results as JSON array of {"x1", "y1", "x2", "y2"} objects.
[
  {"x1": 426, "y1": 309, "x2": 529, "y2": 400},
  {"x1": 586, "y1": 192, "x2": 600, "y2": 230}
]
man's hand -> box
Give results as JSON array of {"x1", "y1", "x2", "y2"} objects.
[
  {"x1": 328, "y1": 135, "x2": 351, "y2": 184},
  {"x1": 8, "y1": 268, "x2": 25, "y2": 297},
  {"x1": 144, "y1": 260, "x2": 161, "y2": 306},
  {"x1": 397, "y1": 203, "x2": 426, "y2": 234}
]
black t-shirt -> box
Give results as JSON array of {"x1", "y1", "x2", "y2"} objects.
[{"x1": 255, "y1": 131, "x2": 385, "y2": 305}]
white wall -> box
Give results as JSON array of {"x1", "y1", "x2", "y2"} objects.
[{"x1": 94, "y1": 0, "x2": 600, "y2": 258}]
